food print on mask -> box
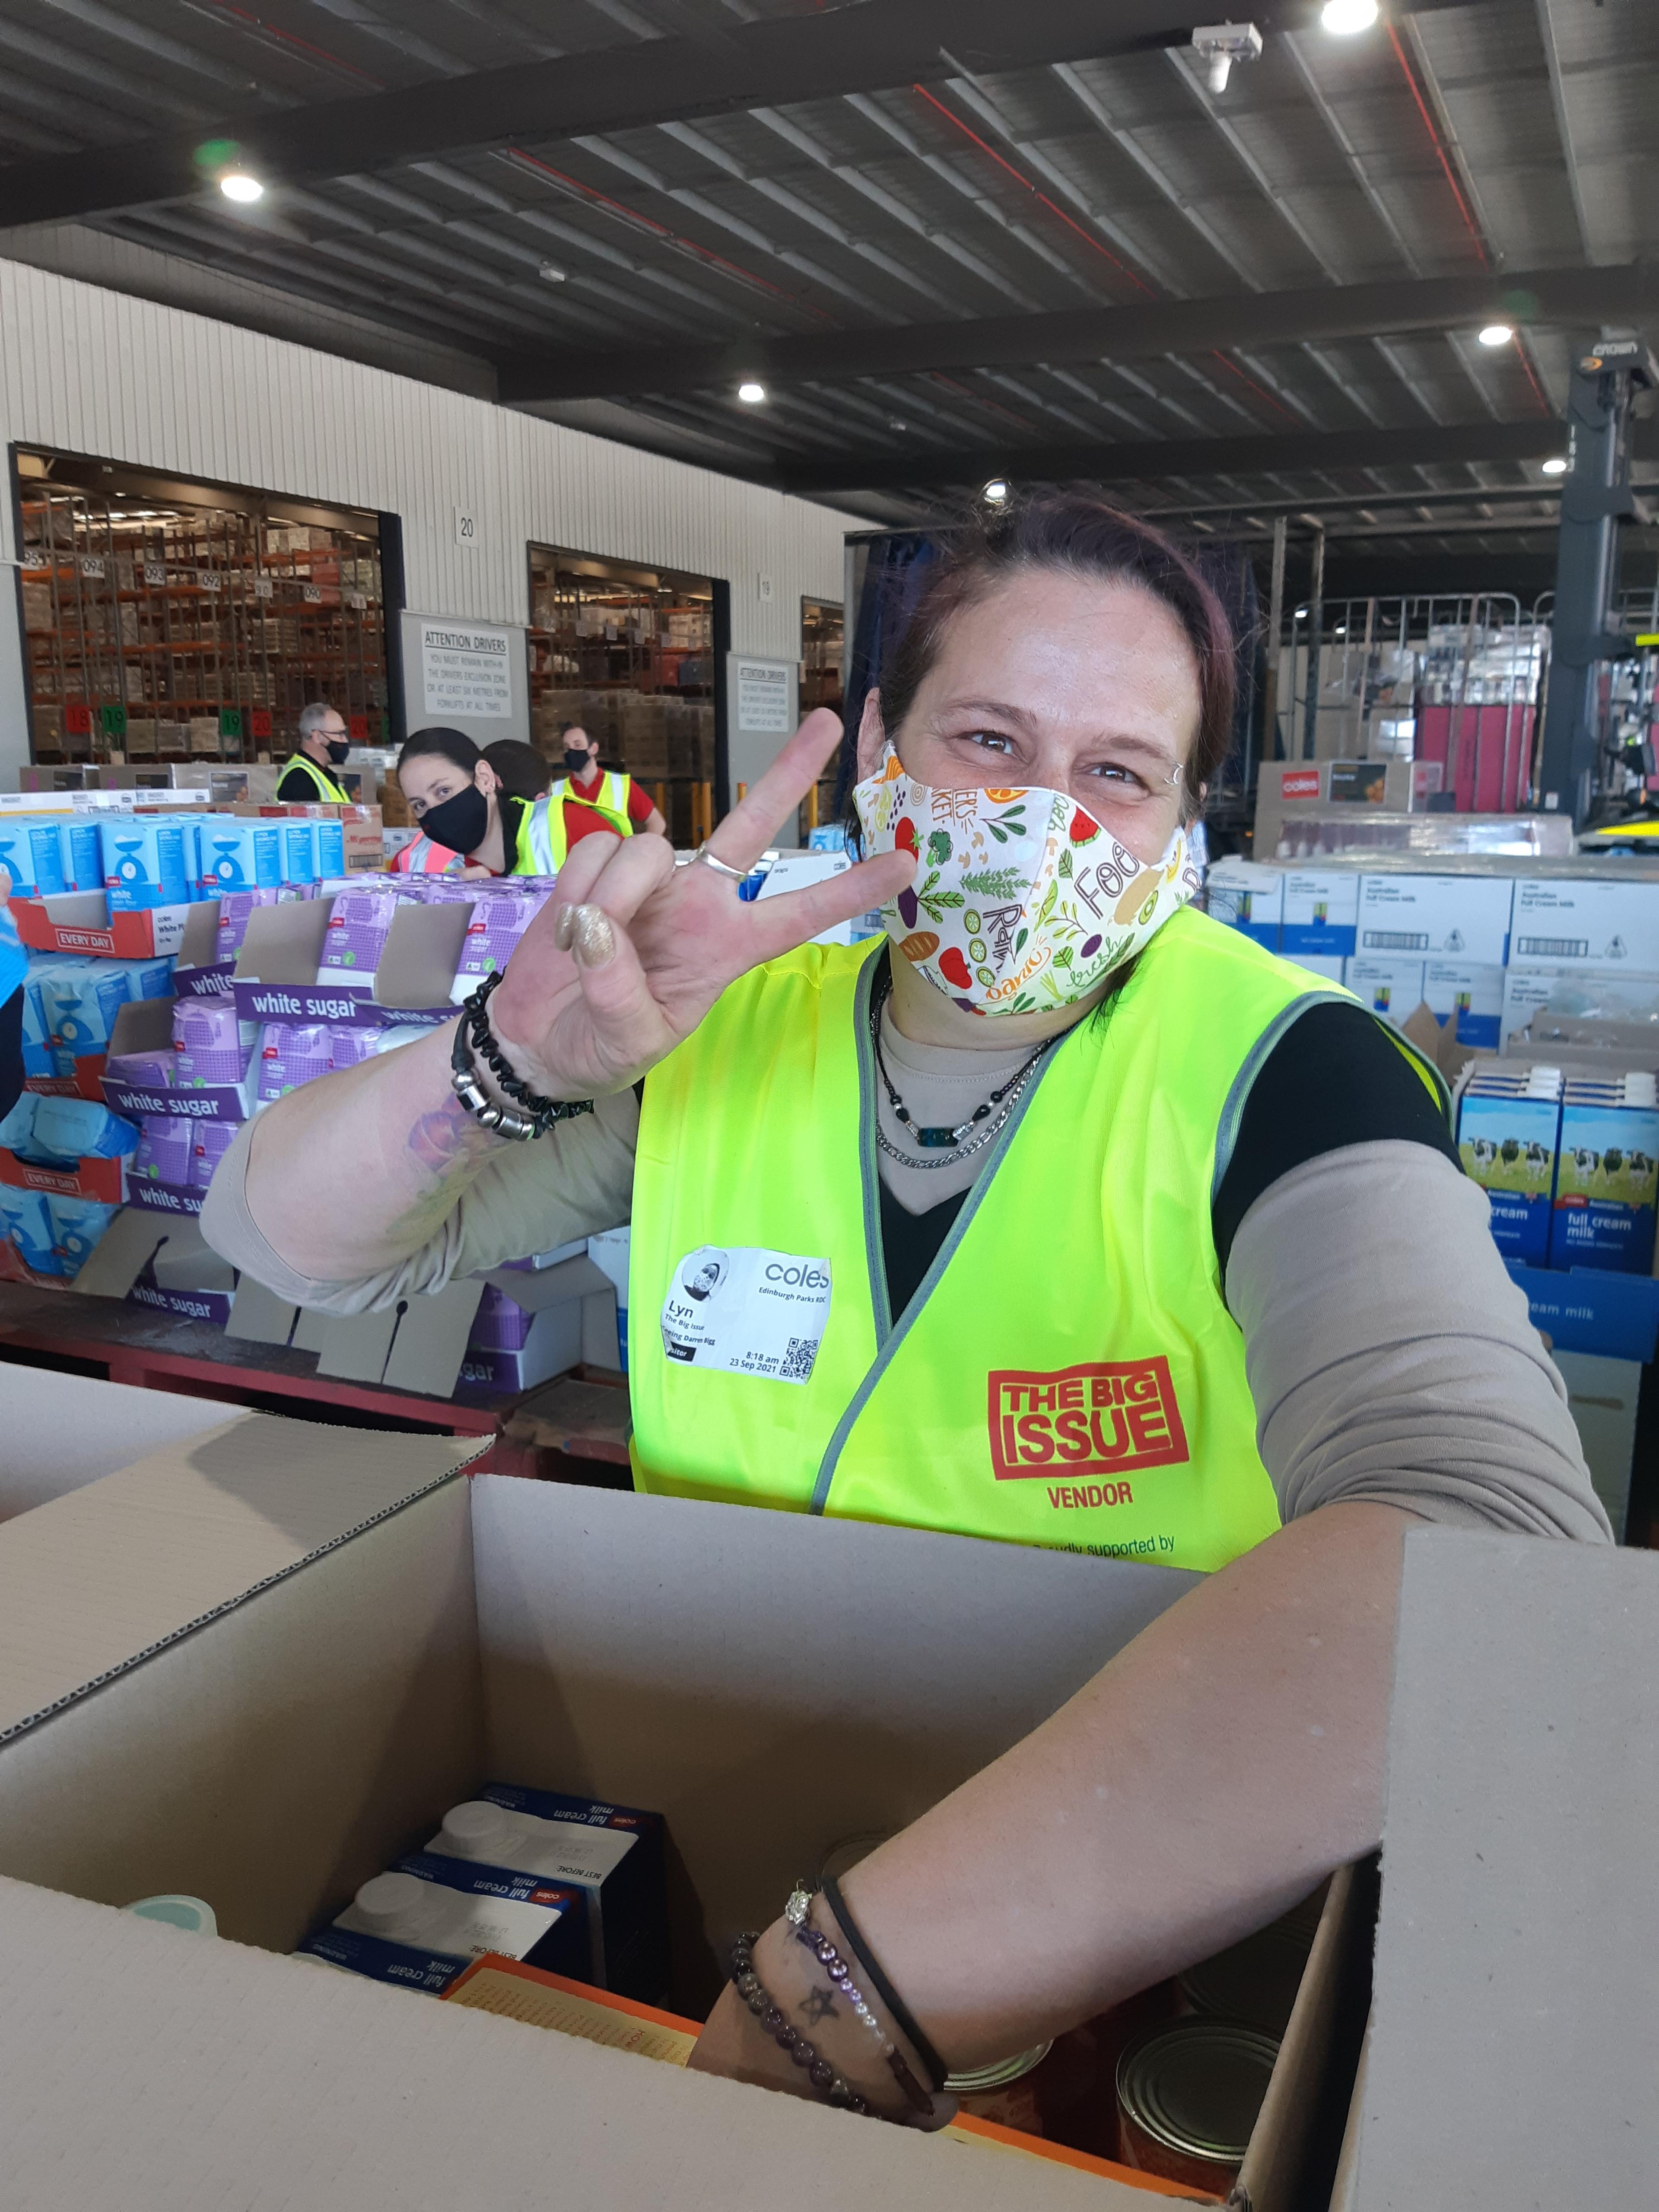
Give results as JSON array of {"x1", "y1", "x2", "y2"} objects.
[{"x1": 853, "y1": 747, "x2": 1201, "y2": 1016}]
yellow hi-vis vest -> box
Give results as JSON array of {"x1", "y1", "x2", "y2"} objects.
[
  {"x1": 280, "y1": 752, "x2": 351, "y2": 803},
  {"x1": 550, "y1": 769, "x2": 638, "y2": 841},
  {"x1": 629, "y1": 909, "x2": 1446, "y2": 1570},
  {"x1": 508, "y1": 792, "x2": 568, "y2": 877}
]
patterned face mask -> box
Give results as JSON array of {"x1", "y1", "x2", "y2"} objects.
[{"x1": 852, "y1": 746, "x2": 1200, "y2": 1017}]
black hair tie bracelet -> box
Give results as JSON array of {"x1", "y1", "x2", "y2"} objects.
[
  {"x1": 450, "y1": 972, "x2": 594, "y2": 1142},
  {"x1": 820, "y1": 1872, "x2": 947, "y2": 2094}
]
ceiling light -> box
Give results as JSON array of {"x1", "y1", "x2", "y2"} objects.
[
  {"x1": 982, "y1": 478, "x2": 1010, "y2": 504},
  {"x1": 1541, "y1": 456, "x2": 1569, "y2": 476},
  {"x1": 1478, "y1": 323, "x2": 1514, "y2": 348},
  {"x1": 1321, "y1": 0, "x2": 1379, "y2": 32},
  {"x1": 1192, "y1": 21, "x2": 1263, "y2": 95},
  {"x1": 1295, "y1": 605, "x2": 1309, "y2": 618},
  {"x1": 1334, "y1": 625, "x2": 1347, "y2": 636},
  {"x1": 737, "y1": 380, "x2": 766, "y2": 404},
  {"x1": 219, "y1": 171, "x2": 264, "y2": 204},
  {"x1": 537, "y1": 260, "x2": 567, "y2": 283}
]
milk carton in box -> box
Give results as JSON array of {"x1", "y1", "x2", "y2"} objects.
[
  {"x1": 199, "y1": 817, "x2": 281, "y2": 893},
  {"x1": 1356, "y1": 872, "x2": 1514, "y2": 965},
  {"x1": 1344, "y1": 956, "x2": 1427, "y2": 1027},
  {"x1": 299, "y1": 1852, "x2": 586, "y2": 1996},
  {"x1": 1205, "y1": 859, "x2": 1282, "y2": 949},
  {"x1": 101, "y1": 816, "x2": 193, "y2": 909},
  {"x1": 1424, "y1": 961, "x2": 1505, "y2": 1051},
  {"x1": 425, "y1": 1788, "x2": 668, "y2": 1999},
  {"x1": 1549, "y1": 1074, "x2": 1659, "y2": 1275},
  {"x1": 1512, "y1": 876, "x2": 1659, "y2": 971},
  {"x1": 1457, "y1": 1068, "x2": 1562, "y2": 1266},
  {"x1": 1281, "y1": 868, "x2": 1359, "y2": 960}
]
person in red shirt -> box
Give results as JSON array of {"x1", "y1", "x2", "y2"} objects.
[{"x1": 556, "y1": 721, "x2": 666, "y2": 845}]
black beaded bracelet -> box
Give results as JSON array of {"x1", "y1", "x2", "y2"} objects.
[
  {"x1": 449, "y1": 972, "x2": 594, "y2": 1142},
  {"x1": 729, "y1": 1932, "x2": 875, "y2": 2117},
  {"x1": 820, "y1": 1873, "x2": 948, "y2": 2094}
]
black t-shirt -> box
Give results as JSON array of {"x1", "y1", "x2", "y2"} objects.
[{"x1": 878, "y1": 1000, "x2": 1460, "y2": 1322}]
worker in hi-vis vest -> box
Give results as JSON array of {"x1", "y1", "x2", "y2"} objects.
[
  {"x1": 393, "y1": 727, "x2": 570, "y2": 878},
  {"x1": 207, "y1": 495, "x2": 1607, "y2": 2120},
  {"x1": 551, "y1": 721, "x2": 666, "y2": 844},
  {"x1": 277, "y1": 702, "x2": 354, "y2": 803}
]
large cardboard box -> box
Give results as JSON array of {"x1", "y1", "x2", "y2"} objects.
[{"x1": 0, "y1": 1414, "x2": 1378, "y2": 2209}]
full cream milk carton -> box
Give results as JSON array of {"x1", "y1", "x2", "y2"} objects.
[
  {"x1": 1204, "y1": 858, "x2": 1283, "y2": 949},
  {"x1": 426, "y1": 1787, "x2": 668, "y2": 2000},
  {"x1": 300, "y1": 1852, "x2": 587, "y2": 1995},
  {"x1": 1281, "y1": 867, "x2": 1359, "y2": 960},
  {"x1": 1457, "y1": 1066, "x2": 1562, "y2": 1267},
  {"x1": 1549, "y1": 1073, "x2": 1659, "y2": 1275},
  {"x1": 1344, "y1": 955, "x2": 1426, "y2": 1027}
]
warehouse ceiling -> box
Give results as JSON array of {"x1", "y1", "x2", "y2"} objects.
[{"x1": 0, "y1": 0, "x2": 1656, "y2": 594}]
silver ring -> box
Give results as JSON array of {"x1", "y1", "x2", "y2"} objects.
[{"x1": 692, "y1": 845, "x2": 749, "y2": 882}]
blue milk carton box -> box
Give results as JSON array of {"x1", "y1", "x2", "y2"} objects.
[
  {"x1": 1549, "y1": 1074, "x2": 1659, "y2": 1275},
  {"x1": 199, "y1": 816, "x2": 282, "y2": 893},
  {"x1": 59, "y1": 816, "x2": 108, "y2": 894},
  {"x1": 0, "y1": 1186, "x2": 64, "y2": 1274},
  {"x1": 1205, "y1": 859, "x2": 1283, "y2": 949},
  {"x1": 1344, "y1": 955, "x2": 1426, "y2": 1027},
  {"x1": 1281, "y1": 868, "x2": 1360, "y2": 960},
  {"x1": 1457, "y1": 1069, "x2": 1562, "y2": 1266},
  {"x1": 297, "y1": 1853, "x2": 586, "y2": 1996},
  {"x1": 1423, "y1": 961, "x2": 1506, "y2": 1052},
  {"x1": 101, "y1": 816, "x2": 193, "y2": 909},
  {"x1": 279, "y1": 818, "x2": 318, "y2": 885}
]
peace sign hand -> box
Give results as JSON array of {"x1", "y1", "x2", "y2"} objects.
[{"x1": 488, "y1": 709, "x2": 913, "y2": 1101}]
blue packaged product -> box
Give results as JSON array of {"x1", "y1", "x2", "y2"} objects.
[
  {"x1": 38, "y1": 962, "x2": 137, "y2": 1069},
  {"x1": 1457, "y1": 1072, "x2": 1561, "y2": 1267},
  {"x1": 297, "y1": 1852, "x2": 586, "y2": 1995},
  {"x1": 102, "y1": 816, "x2": 193, "y2": 909},
  {"x1": 113, "y1": 953, "x2": 176, "y2": 1003},
  {"x1": 314, "y1": 817, "x2": 345, "y2": 877},
  {"x1": 0, "y1": 1090, "x2": 39, "y2": 1157},
  {"x1": 31, "y1": 1094, "x2": 140, "y2": 1163},
  {"x1": 279, "y1": 819, "x2": 318, "y2": 884},
  {"x1": 199, "y1": 817, "x2": 282, "y2": 892},
  {"x1": 23, "y1": 817, "x2": 67, "y2": 898},
  {"x1": 1549, "y1": 1074, "x2": 1659, "y2": 1275},
  {"x1": 0, "y1": 1187, "x2": 63, "y2": 1274},
  {"x1": 0, "y1": 815, "x2": 44, "y2": 896},
  {"x1": 18, "y1": 975, "x2": 54, "y2": 1080},
  {"x1": 59, "y1": 817, "x2": 106, "y2": 894},
  {"x1": 44, "y1": 1194, "x2": 118, "y2": 1275}
]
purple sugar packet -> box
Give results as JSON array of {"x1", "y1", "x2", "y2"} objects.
[
  {"x1": 105, "y1": 1050, "x2": 175, "y2": 1091},
  {"x1": 256, "y1": 1020, "x2": 334, "y2": 1103},
  {"x1": 189, "y1": 1121, "x2": 239, "y2": 1189},
  {"x1": 216, "y1": 885, "x2": 283, "y2": 959},
  {"x1": 327, "y1": 1024, "x2": 378, "y2": 1071},
  {"x1": 319, "y1": 884, "x2": 408, "y2": 977},
  {"x1": 468, "y1": 1284, "x2": 534, "y2": 1352},
  {"x1": 172, "y1": 996, "x2": 252, "y2": 1087},
  {"x1": 456, "y1": 885, "x2": 553, "y2": 985},
  {"x1": 132, "y1": 1115, "x2": 194, "y2": 1187}
]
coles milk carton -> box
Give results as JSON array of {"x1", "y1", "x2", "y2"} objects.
[
  {"x1": 101, "y1": 816, "x2": 193, "y2": 909},
  {"x1": 425, "y1": 1787, "x2": 668, "y2": 1999},
  {"x1": 298, "y1": 1853, "x2": 586, "y2": 1996},
  {"x1": 1549, "y1": 1072, "x2": 1659, "y2": 1275},
  {"x1": 1457, "y1": 1066, "x2": 1562, "y2": 1267}
]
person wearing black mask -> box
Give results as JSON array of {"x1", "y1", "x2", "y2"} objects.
[
  {"x1": 393, "y1": 726, "x2": 567, "y2": 878},
  {"x1": 554, "y1": 722, "x2": 667, "y2": 844},
  {"x1": 277, "y1": 703, "x2": 354, "y2": 803}
]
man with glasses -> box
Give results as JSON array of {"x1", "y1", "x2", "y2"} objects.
[{"x1": 278, "y1": 702, "x2": 354, "y2": 803}]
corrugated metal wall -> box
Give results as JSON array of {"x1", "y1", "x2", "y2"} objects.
[{"x1": 0, "y1": 255, "x2": 864, "y2": 691}]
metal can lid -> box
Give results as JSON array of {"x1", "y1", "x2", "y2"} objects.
[
  {"x1": 1176, "y1": 1920, "x2": 1313, "y2": 2037},
  {"x1": 1116, "y1": 2020, "x2": 1281, "y2": 2163},
  {"x1": 944, "y1": 2041, "x2": 1054, "y2": 2094}
]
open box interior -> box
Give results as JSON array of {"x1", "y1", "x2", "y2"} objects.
[{"x1": 0, "y1": 1405, "x2": 1383, "y2": 2208}]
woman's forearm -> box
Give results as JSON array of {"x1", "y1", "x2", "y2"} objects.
[
  {"x1": 237, "y1": 1023, "x2": 509, "y2": 1281},
  {"x1": 834, "y1": 1500, "x2": 1412, "y2": 2069}
]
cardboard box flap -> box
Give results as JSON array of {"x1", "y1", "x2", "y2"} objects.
[
  {"x1": 233, "y1": 897, "x2": 333, "y2": 984},
  {"x1": 0, "y1": 1414, "x2": 480, "y2": 1745},
  {"x1": 375, "y1": 900, "x2": 473, "y2": 1010},
  {"x1": 0, "y1": 1879, "x2": 1151, "y2": 2212},
  {"x1": 481, "y1": 1252, "x2": 614, "y2": 1310},
  {"x1": 1350, "y1": 1529, "x2": 1659, "y2": 2206},
  {"x1": 105, "y1": 995, "x2": 175, "y2": 1058},
  {"x1": 0, "y1": 1367, "x2": 230, "y2": 1523}
]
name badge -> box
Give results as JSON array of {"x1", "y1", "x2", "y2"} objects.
[{"x1": 660, "y1": 1245, "x2": 830, "y2": 1385}]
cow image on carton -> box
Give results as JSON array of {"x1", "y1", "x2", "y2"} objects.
[
  {"x1": 1549, "y1": 1074, "x2": 1659, "y2": 1275},
  {"x1": 1456, "y1": 1070, "x2": 1562, "y2": 1267},
  {"x1": 299, "y1": 1851, "x2": 587, "y2": 1993},
  {"x1": 425, "y1": 1787, "x2": 669, "y2": 1999}
]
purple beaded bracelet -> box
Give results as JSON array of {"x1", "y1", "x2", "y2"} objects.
[
  {"x1": 729, "y1": 1932, "x2": 875, "y2": 2117},
  {"x1": 785, "y1": 1888, "x2": 934, "y2": 2117}
]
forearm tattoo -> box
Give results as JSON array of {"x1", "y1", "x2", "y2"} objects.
[{"x1": 386, "y1": 1088, "x2": 505, "y2": 1244}]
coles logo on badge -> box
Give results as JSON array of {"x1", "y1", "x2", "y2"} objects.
[{"x1": 988, "y1": 1358, "x2": 1189, "y2": 1482}]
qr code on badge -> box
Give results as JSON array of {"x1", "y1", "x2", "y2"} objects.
[{"x1": 779, "y1": 1336, "x2": 819, "y2": 1383}]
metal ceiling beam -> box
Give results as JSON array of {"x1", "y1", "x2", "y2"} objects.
[
  {"x1": 0, "y1": 0, "x2": 1473, "y2": 229},
  {"x1": 771, "y1": 417, "x2": 1659, "y2": 497},
  {"x1": 496, "y1": 262, "x2": 1658, "y2": 404}
]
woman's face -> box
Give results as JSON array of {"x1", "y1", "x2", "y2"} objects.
[
  {"x1": 398, "y1": 754, "x2": 498, "y2": 826},
  {"x1": 858, "y1": 569, "x2": 1202, "y2": 867}
]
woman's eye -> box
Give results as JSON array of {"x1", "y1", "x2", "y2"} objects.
[
  {"x1": 957, "y1": 730, "x2": 1013, "y2": 754},
  {"x1": 1089, "y1": 763, "x2": 1147, "y2": 792}
]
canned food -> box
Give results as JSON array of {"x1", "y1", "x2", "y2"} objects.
[
  {"x1": 1116, "y1": 2020, "x2": 1280, "y2": 2194},
  {"x1": 945, "y1": 2043, "x2": 1054, "y2": 2133},
  {"x1": 1176, "y1": 1917, "x2": 1314, "y2": 2038}
]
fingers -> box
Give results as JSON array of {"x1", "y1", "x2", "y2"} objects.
[
  {"x1": 702, "y1": 709, "x2": 845, "y2": 874},
  {"x1": 744, "y1": 849, "x2": 915, "y2": 965},
  {"x1": 570, "y1": 824, "x2": 675, "y2": 928},
  {"x1": 550, "y1": 830, "x2": 620, "y2": 906}
]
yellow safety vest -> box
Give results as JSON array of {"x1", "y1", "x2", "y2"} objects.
[
  {"x1": 551, "y1": 770, "x2": 638, "y2": 841},
  {"x1": 279, "y1": 753, "x2": 352, "y2": 804},
  {"x1": 507, "y1": 792, "x2": 568, "y2": 877},
  {"x1": 629, "y1": 910, "x2": 1445, "y2": 1570}
]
